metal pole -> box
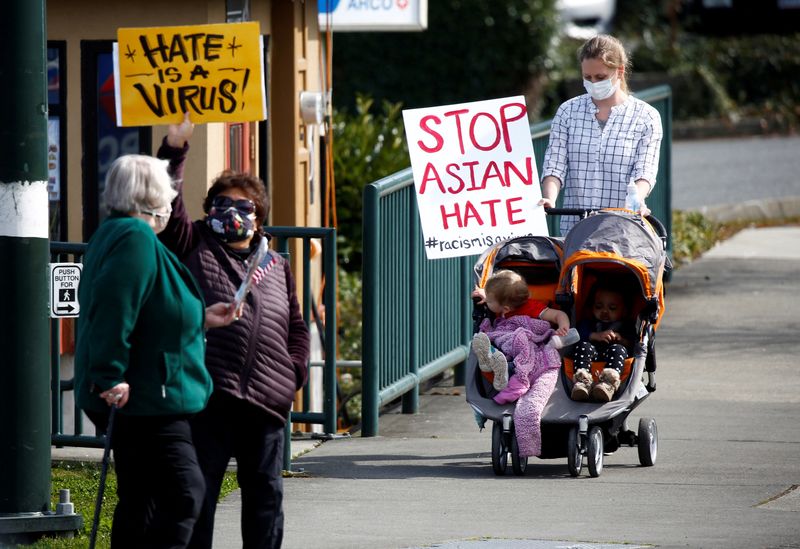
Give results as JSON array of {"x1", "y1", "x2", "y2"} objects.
[
  {"x1": 322, "y1": 228, "x2": 337, "y2": 434},
  {"x1": 361, "y1": 184, "x2": 379, "y2": 436},
  {"x1": 402, "y1": 190, "x2": 419, "y2": 414},
  {"x1": 0, "y1": 0, "x2": 51, "y2": 518},
  {"x1": 454, "y1": 255, "x2": 470, "y2": 386}
]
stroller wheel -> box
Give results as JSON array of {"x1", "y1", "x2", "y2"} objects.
[
  {"x1": 491, "y1": 421, "x2": 508, "y2": 476},
  {"x1": 637, "y1": 417, "x2": 658, "y2": 466},
  {"x1": 511, "y1": 432, "x2": 527, "y2": 476},
  {"x1": 587, "y1": 426, "x2": 604, "y2": 477},
  {"x1": 567, "y1": 427, "x2": 583, "y2": 477}
]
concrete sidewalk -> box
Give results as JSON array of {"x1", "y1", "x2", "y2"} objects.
[{"x1": 212, "y1": 224, "x2": 800, "y2": 549}]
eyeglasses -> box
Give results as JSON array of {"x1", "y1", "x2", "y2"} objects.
[
  {"x1": 141, "y1": 206, "x2": 172, "y2": 220},
  {"x1": 211, "y1": 195, "x2": 256, "y2": 215}
]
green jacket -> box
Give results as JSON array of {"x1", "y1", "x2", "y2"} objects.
[{"x1": 75, "y1": 214, "x2": 212, "y2": 416}]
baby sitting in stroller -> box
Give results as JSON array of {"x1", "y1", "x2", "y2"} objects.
[
  {"x1": 570, "y1": 278, "x2": 637, "y2": 402},
  {"x1": 471, "y1": 269, "x2": 571, "y2": 457}
]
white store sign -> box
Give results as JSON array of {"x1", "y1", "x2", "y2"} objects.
[
  {"x1": 50, "y1": 263, "x2": 81, "y2": 318},
  {"x1": 318, "y1": 0, "x2": 428, "y2": 31}
]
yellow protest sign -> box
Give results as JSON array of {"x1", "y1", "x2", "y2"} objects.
[{"x1": 114, "y1": 22, "x2": 266, "y2": 126}]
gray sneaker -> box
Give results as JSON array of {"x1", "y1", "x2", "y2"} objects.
[{"x1": 472, "y1": 332, "x2": 493, "y2": 372}]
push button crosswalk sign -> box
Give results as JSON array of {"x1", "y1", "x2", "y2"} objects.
[{"x1": 50, "y1": 263, "x2": 81, "y2": 318}]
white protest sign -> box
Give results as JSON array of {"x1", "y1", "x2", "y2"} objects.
[
  {"x1": 50, "y1": 263, "x2": 81, "y2": 318},
  {"x1": 403, "y1": 96, "x2": 548, "y2": 259}
]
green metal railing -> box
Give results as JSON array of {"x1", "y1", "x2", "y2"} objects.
[
  {"x1": 49, "y1": 226, "x2": 337, "y2": 468},
  {"x1": 49, "y1": 243, "x2": 96, "y2": 447},
  {"x1": 360, "y1": 86, "x2": 673, "y2": 437},
  {"x1": 362, "y1": 172, "x2": 474, "y2": 437},
  {"x1": 268, "y1": 227, "x2": 338, "y2": 469}
]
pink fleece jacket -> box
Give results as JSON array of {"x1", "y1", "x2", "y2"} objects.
[
  {"x1": 479, "y1": 315, "x2": 560, "y2": 403},
  {"x1": 479, "y1": 315, "x2": 562, "y2": 456}
]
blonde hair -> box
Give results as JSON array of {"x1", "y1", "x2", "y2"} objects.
[
  {"x1": 102, "y1": 154, "x2": 177, "y2": 214},
  {"x1": 578, "y1": 34, "x2": 630, "y2": 93},
  {"x1": 485, "y1": 270, "x2": 529, "y2": 310}
]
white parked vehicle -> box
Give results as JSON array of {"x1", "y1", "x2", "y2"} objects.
[{"x1": 556, "y1": 0, "x2": 616, "y2": 39}]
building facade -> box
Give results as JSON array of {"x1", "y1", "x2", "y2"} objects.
[{"x1": 46, "y1": 0, "x2": 324, "y2": 245}]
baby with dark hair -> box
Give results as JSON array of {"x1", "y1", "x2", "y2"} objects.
[{"x1": 571, "y1": 279, "x2": 637, "y2": 402}]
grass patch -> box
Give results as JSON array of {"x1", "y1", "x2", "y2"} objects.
[
  {"x1": 16, "y1": 461, "x2": 239, "y2": 549},
  {"x1": 671, "y1": 210, "x2": 800, "y2": 270}
]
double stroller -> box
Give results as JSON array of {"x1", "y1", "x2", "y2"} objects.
[{"x1": 465, "y1": 209, "x2": 670, "y2": 477}]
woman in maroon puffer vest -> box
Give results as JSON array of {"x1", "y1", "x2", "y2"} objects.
[{"x1": 158, "y1": 114, "x2": 310, "y2": 549}]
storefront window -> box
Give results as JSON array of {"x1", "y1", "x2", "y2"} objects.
[
  {"x1": 81, "y1": 41, "x2": 151, "y2": 238},
  {"x1": 47, "y1": 43, "x2": 66, "y2": 241},
  {"x1": 96, "y1": 52, "x2": 141, "y2": 220},
  {"x1": 227, "y1": 0, "x2": 251, "y2": 22},
  {"x1": 227, "y1": 123, "x2": 247, "y2": 173}
]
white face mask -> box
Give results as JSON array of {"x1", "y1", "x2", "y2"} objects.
[
  {"x1": 140, "y1": 206, "x2": 172, "y2": 234},
  {"x1": 583, "y1": 75, "x2": 618, "y2": 101}
]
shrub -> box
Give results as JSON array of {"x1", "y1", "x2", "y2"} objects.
[
  {"x1": 332, "y1": 95, "x2": 409, "y2": 272},
  {"x1": 331, "y1": 0, "x2": 559, "y2": 119},
  {"x1": 337, "y1": 267, "x2": 362, "y2": 361},
  {"x1": 670, "y1": 210, "x2": 721, "y2": 269},
  {"x1": 536, "y1": 1, "x2": 800, "y2": 131},
  {"x1": 333, "y1": 268, "x2": 363, "y2": 427}
]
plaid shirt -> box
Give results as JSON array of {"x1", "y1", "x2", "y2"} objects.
[{"x1": 542, "y1": 94, "x2": 663, "y2": 235}]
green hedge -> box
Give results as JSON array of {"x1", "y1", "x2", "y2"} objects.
[
  {"x1": 331, "y1": 0, "x2": 559, "y2": 118},
  {"x1": 539, "y1": 31, "x2": 800, "y2": 131}
]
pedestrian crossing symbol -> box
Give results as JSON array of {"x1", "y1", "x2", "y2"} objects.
[{"x1": 50, "y1": 263, "x2": 82, "y2": 318}]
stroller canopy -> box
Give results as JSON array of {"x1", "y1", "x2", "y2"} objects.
[
  {"x1": 473, "y1": 235, "x2": 564, "y2": 289},
  {"x1": 557, "y1": 210, "x2": 669, "y2": 303}
]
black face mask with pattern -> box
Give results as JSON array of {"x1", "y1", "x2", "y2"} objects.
[{"x1": 205, "y1": 199, "x2": 256, "y2": 243}]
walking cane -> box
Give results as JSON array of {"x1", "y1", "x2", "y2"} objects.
[{"x1": 89, "y1": 402, "x2": 118, "y2": 549}]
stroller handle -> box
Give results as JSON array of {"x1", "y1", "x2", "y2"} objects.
[
  {"x1": 544, "y1": 207, "x2": 591, "y2": 218},
  {"x1": 545, "y1": 207, "x2": 668, "y2": 244},
  {"x1": 644, "y1": 214, "x2": 668, "y2": 241}
]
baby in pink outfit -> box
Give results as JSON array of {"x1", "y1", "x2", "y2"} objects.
[{"x1": 472, "y1": 270, "x2": 570, "y2": 457}]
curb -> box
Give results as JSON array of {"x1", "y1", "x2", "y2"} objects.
[
  {"x1": 695, "y1": 196, "x2": 800, "y2": 224},
  {"x1": 51, "y1": 438, "x2": 323, "y2": 466},
  {"x1": 672, "y1": 116, "x2": 771, "y2": 141}
]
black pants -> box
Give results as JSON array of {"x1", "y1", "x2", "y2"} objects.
[
  {"x1": 188, "y1": 392, "x2": 286, "y2": 549},
  {"x1": 110, "y1": 413, "x2": 205, "y2": 549},
  {"x1": 573, "y1": 341, "x2": 628, "y2": 374}
]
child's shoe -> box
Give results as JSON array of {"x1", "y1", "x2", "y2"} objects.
[
  {"x1": 472, "y1": 332, "x2": 492, "y2": 372},
  {"x1": 489, "y1": 351, "x2": 509, "y2": 390},
  {"x1": 571, "y1": 368, "x2": 593, "y2": 401},
  {"x1": 591, "y1": 368, "x2": 621, "y2": 402}
]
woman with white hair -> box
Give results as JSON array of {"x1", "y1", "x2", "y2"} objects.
[{"x1": 75, "y1": 153, "x2": 237, "y2": 548}]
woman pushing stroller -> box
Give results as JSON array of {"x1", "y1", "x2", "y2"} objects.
[{"x1": 471, "y1": 270, "x2": 571, "y2": 457}]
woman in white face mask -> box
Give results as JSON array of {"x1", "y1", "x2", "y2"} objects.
[{"x1": 538, "y1": 34, "x2": 664, "y2": 236}]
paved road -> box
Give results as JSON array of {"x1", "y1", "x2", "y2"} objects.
[{"x1": 672, "y1": 135, "x2": 800, "y2": 210}]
